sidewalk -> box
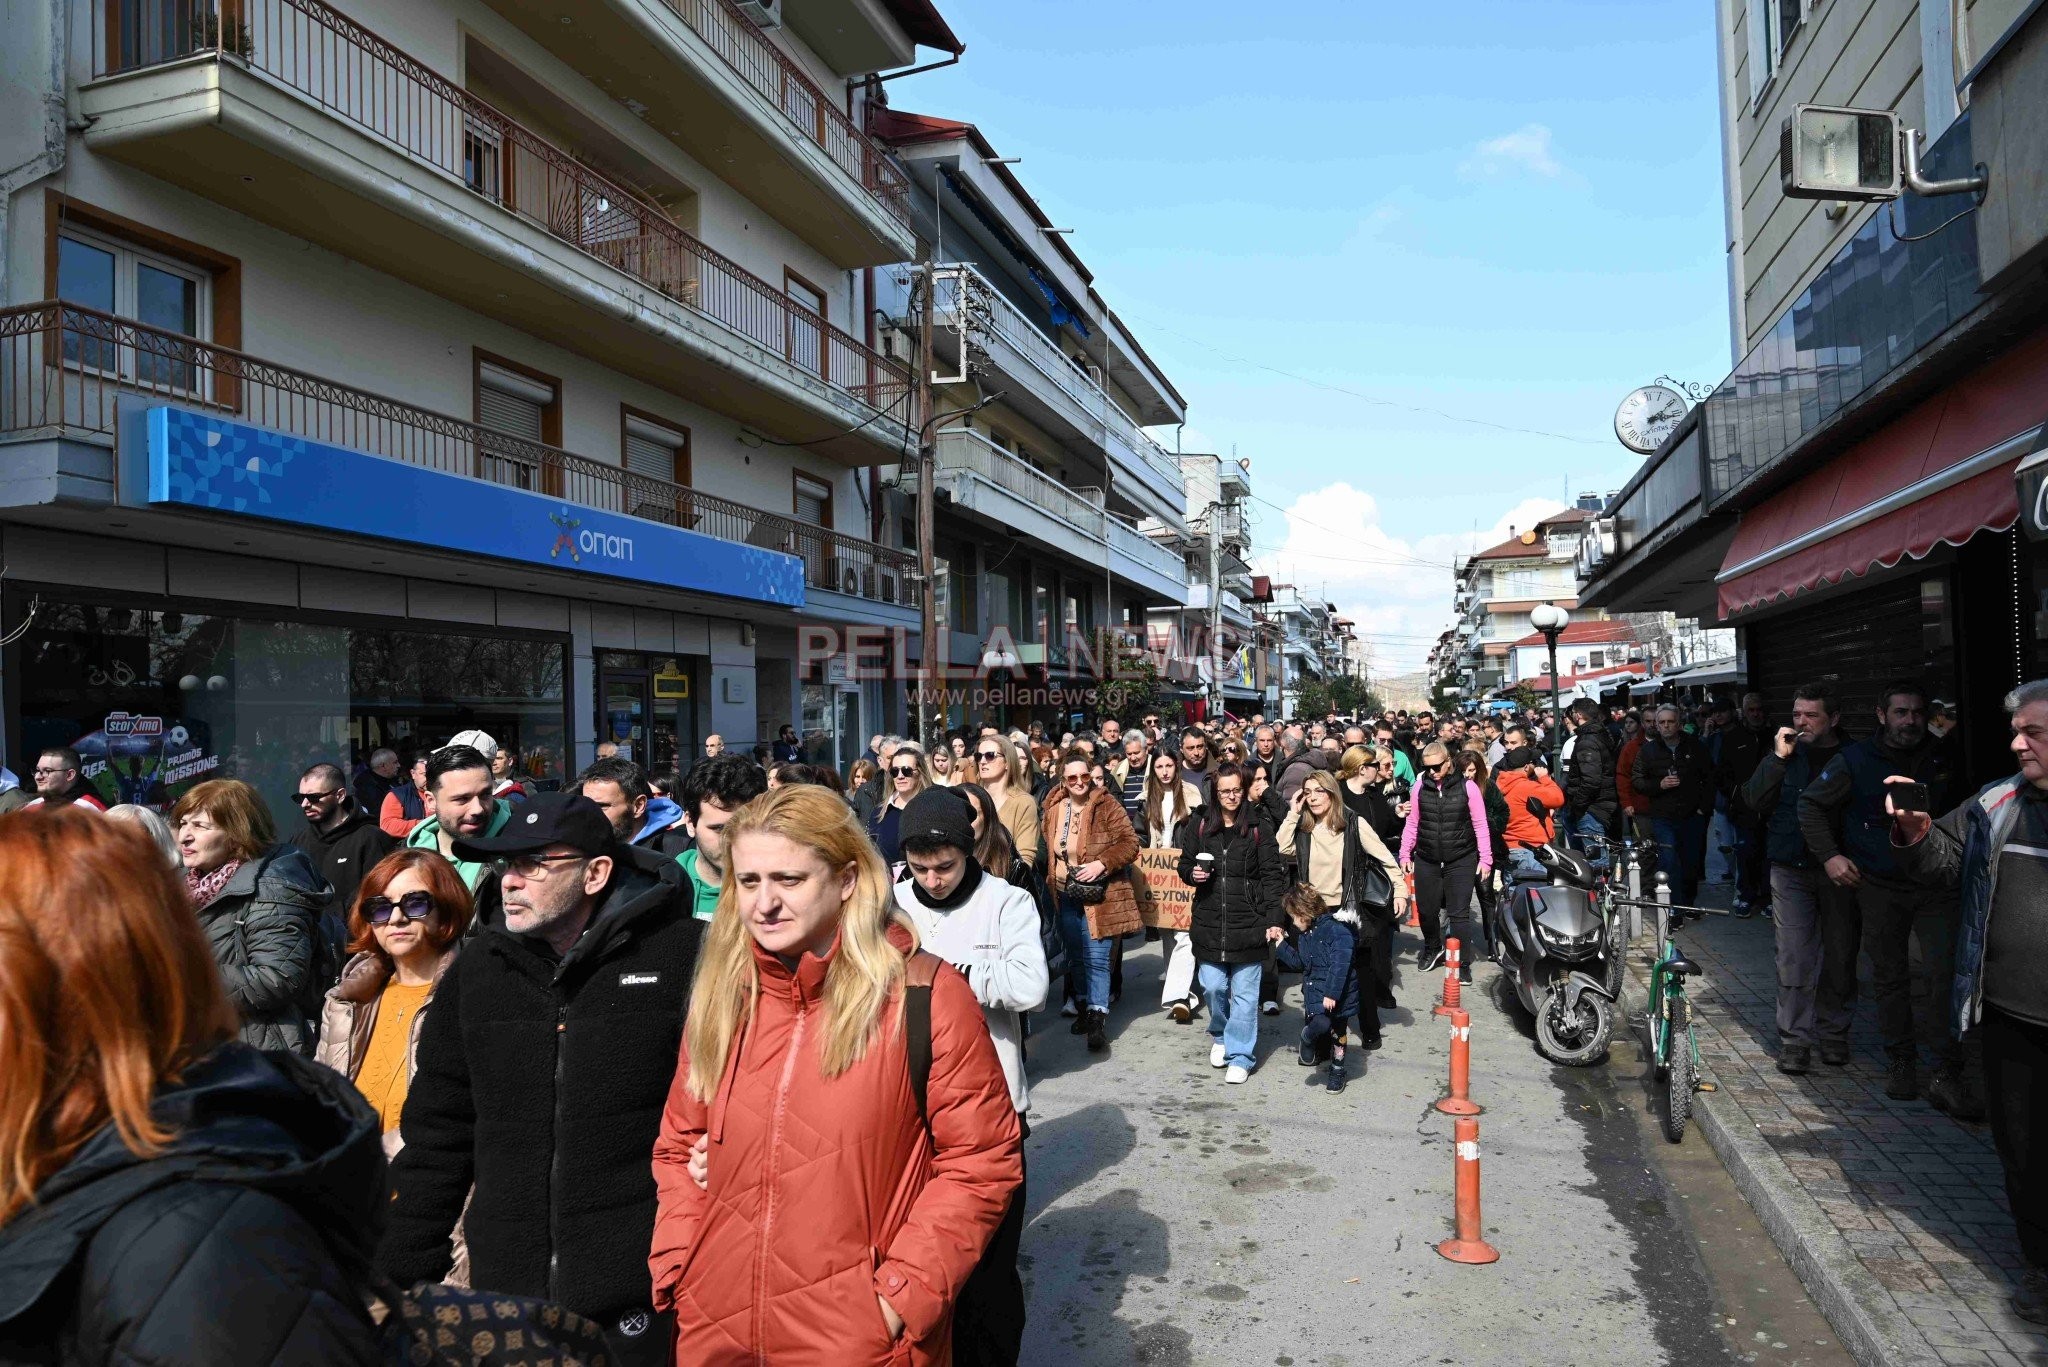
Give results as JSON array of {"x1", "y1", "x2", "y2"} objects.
[{"x1": 1632, "y1": 890, "x2": 2048, "y2": 1367}]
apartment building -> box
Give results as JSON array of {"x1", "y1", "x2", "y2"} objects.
[
  {"x1": 1271, "y1": 586, "x2": 1344, "y2": 719},
  {"x1": 0, "y1": 0, "x2": 961, "y2": 815},
  {"x1": 1451, "y1": 505, "x2": 1604, "y2": 697},
  {"x1": 870, "y1": 108, "x2": 1191, "y2": 732},
  {"x1": 1140, "y1": 452, "x2": 1255, "y2": 719},
  {"x1": 1580, "y1": 0, "x2": 2048, "y2": 789}
]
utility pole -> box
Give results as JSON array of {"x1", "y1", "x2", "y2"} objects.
[
  {"x1": 914, "y1": 262, "x2": 938, "y2": 752},
  {"x1": 1206, "y1": 500, "x2": 1222, "y2": 721}
]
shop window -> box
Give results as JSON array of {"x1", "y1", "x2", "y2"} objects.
[{"x1": 12, "y1": 595, "x2": 568, "y2": 829}]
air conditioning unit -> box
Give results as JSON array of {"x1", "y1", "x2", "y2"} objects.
[
  {"x1": 828, "y1": 558, "x2": 865, "y2": 597},
  {"x1": 868, "y1": 567, "x2": 900, "y2": 603},
  {"x1": 880, "y1": 327, "x2": 915, "y2": 363},
  {"x1": 736, "y1": 0, "x2": 782, "y2": 27}
]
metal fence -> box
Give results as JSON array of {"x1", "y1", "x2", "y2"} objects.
[
  {"x1": 0, "y1": 300, "x2": 918, "y2": 602},
  {"x1": 93, "y1": 0, "x2": 913, "y2": 425}
]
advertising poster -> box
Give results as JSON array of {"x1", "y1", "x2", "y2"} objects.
[{"x1": 71, "y1": 712, "x2": 221, "y2": 810}]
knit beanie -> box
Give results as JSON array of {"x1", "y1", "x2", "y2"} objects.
[{"x1": 899, "y1": 787, "x2": 976, "y2": 855}]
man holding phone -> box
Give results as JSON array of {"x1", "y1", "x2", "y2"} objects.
[
  {"x1": 1798, "y1": 681, "x2": 1957, "y2": 1102},
  {"x1": 1890, "y1": 679, "x2": 2048, "y2": 1322},
  {"x1": 1743, "y1": 685, "x2": 1849, "y2": 1075}
]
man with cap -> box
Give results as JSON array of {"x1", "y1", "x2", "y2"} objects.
[
  {"x1": 892, "y1": 787, "x2": 1047, "y2": 1367},
  {"x1": 380, "y1": 792, "x2": 700, "y2": 1365}
]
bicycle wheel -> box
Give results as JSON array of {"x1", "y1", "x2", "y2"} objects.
[{"x1": 1661, "y1": 997, "x2": 1694, "y2": 1143}]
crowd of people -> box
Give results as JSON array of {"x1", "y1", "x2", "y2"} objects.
[{"x1": 5, "y1": 676, "x2": 2047, "y2": 1361}]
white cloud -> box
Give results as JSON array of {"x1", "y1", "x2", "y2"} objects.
[
  {"x1": 1251, "y1": 485, "x2": 1566, "y2": 676},
  {"x1": 1458, "y1": 123, "x2": 1565, "y2": 181}
]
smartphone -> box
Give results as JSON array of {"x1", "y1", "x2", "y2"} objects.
[{"x1": 1890, "y1": 781, "x2": 1930, "y2": 814}]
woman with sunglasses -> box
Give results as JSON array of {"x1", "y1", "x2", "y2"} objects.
[
  {"x1": 317, "y1": 850, "x2": 475, "y2": 1159},
  {"x1": 1398, "y1": 742, "x2": 1493, "y2": 976},
  {"x1": 1042, "y1": 749, "x2": 1142, "y2": 1051},
  {"x1": 972, "y1": 734, "x2": 1041, "y2": 869},
  {"x1": 871, "y1": 742, "x2": 933, "y2": 868}
]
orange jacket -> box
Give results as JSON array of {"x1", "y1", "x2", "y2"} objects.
[
  {"x1": 1615, "y1": 733, "x2": 1650, "y2": 815},
  {"x1": 1494, "y1": 767, "x2": 1566, "y2": 848},
  {"x1": 649, "y1": 935, "x2": 1022, "y2": 1366}
]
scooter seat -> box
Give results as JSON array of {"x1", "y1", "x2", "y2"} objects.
[{"x1": 1665, "y1": 952, "x2": 1700, "y2": 978}]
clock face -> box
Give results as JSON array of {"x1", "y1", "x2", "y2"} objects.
[{"x1": 1614, "y1": 384, "x2": 1688, "y2": 455}]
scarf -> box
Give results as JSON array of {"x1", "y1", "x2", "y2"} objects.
[{"x1": 186, "y1": 859, "x2": 244, "y2": 911}]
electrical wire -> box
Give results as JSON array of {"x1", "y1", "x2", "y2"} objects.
[
  {"x1": 1118, "y1": 311, "x2": 1612, "y2": 448},
  {"x1": 751, "y1": 385, "x2": 914, "y2": 448}
]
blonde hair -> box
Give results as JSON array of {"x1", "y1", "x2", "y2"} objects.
[
  {"x1": 1420, "y1": 741, "x2": 1451, "y2": 769},
  {"x1": 679, "y1": 786, "x2": 915, "y2": 1104},
  {"x1": 1301, "y1": 770, "x2": 1348, "y2": 832},
  {"x1": 883, "y1": 742, "x2": 934, "y2": 803},
  {"x1": 1338, "y1": 745, "x2": 1373, "y2": 781}
]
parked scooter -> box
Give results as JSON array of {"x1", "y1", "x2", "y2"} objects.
[{"x1": 1490, "y1": 842, "x2": 1616, "y2": 1065}]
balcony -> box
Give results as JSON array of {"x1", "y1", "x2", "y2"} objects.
[
  {"x1": 83, "y1": 0, "x2": 914, "y2": 466},
  {"x1": 469, "y1": 0, "x2": 916, "y2": 265},
  {"x1": 925, "y1": 265, "x2": 1186, "y2": 526},
  {"x1": 0, "y1": 301, "x2": 917, "y2": 606},
  {"x1": 913, "y1": 426, "x2": 1186, "y2": 602}
]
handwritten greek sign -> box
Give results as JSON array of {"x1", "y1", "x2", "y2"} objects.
[{"x1": 1132, "y1": 847, "x2": 1193, "y2": 932}]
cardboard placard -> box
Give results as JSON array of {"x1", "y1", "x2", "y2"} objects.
[{"x1": 1133, "y1": 846, "x2": 1193, "y2": 932}]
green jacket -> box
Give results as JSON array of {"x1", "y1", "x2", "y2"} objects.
[
  {"x1": 405, "y1": 799, "x2": 514, "y2": 889},
  {"x1": 676, "y1": 849, "x2": 720, "y2": 921}
]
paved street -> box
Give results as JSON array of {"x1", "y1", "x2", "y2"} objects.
[{"x1": 1018, "y1": 924, "x2": 1852, "y2": 1367}]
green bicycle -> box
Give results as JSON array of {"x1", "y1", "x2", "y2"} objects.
[{"x1": 1641, "y1": 873, "x2": 1727, "y2": 1142}]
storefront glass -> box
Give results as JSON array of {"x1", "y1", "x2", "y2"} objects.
[{"x1": 12, "y1": 596, "x2": 567, "y2": 827}]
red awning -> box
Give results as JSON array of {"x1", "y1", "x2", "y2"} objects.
[{"x1": 1716, "y1": 326, "x2": 2048, "y2": 618}]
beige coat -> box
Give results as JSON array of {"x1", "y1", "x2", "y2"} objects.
[
  {"x1": 991, "y1": 784, "x2": 1042, "y2": 867},
  {"x1": 1276, "y1": 810, "x2": 1400, "y2": 907}
]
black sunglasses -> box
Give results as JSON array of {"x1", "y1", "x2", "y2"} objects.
[
  {"x1": 975, "y1": 750, "x2": 1003, "y2": 762},
  {"x1": 890, "y1": 764, "x2": 921, "y2": 777},
  {"x1": 362, "y1": 891, "x2": 435, "y2": 925},
  {"x1": 294, "y1": 788, "x2": 341, "y2": 804}
]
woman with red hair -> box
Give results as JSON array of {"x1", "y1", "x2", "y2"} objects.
[
  {"x1": 0, "y1": 807, "x2": 382, "y2": 1363},
  {"x1": 315, "y1": 848, "x2": 474, "y2": 1153}
]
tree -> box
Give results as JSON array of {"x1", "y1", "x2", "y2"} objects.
[{"x1": 1090, "y1": 627, "x2": 1170, "y2": 722}]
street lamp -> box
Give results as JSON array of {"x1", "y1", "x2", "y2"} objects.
[{"x1": 1529, "y1": 602, "x2": 1569, "y2": 766}]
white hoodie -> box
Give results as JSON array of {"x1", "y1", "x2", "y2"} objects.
[{"x1": 893, "y1": 865, "x2": 1048, "y2": 1112}]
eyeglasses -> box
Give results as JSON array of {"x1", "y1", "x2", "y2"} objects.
[
  {"x1": 294, "y1": 788, "x2": 342, "y2": 805},
  {"x1": 362, "y1": 891, "x2": 435, "y2": 925},
  {"x1": 975, "y1": 751, "x2": 1002, "y2": 762},
  {"x1": 890, "y1": 765, "x2": 920, "y2": 778},
  {"x1": 489, "y1": 852, "x2": 588, "y2": 880},
  {"x1": 32, "y1": 766, "x2": 67, "y2": 777}
]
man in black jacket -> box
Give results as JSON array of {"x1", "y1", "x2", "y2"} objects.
[
  {"x1": 1631, "y1": 704, "x2": 1716, "y2": 908},
  {"x1": 288, "y1": 761, "x2": 397, "y2": 989},
  {"x1": 1562, "y1": 698, "x2": 1619, "y2": 855},
  {"x1": 1797, "y1": 681, "x2": 1957, "y2": 1103},
  {"x1": 1716, "y1": 693, "x2": 1773, "y2": 917},
  {"x1": 379, "y1": 793, "x2": 700, "y2": 1365}
]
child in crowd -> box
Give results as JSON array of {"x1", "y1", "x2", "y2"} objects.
[{"x1": 1284, "y1": 884, "x2": 1360, "y2": 1093}]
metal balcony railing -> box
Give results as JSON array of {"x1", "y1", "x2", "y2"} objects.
[
  {"x1": 934, "y1": 264, "x2": 1184, "y2": 493},
  {"x1": 1106, "y1": 516, "x2": 1186, "y2": 582},
  {"x1": 0, "y1": 301, "x2": 918, "y2": 604},
  {"x1": 647, "y1": 0, "x2": 913, "y2": 231},
  {"x1": 93, "y1": 0, "x2": 913, "y2": 429}
]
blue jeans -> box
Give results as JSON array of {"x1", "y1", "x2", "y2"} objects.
[
  {"x1": 1651, "y1": 814, "x2": 1708, "y2": 906},
  {"x1": 1199, "y1": 959, "x2": 1262, "y2": 1070},
  {"x1": 1506, "y1": 845, "x2": 1548, "y2": 885},
  {"x1": 1567, "y1": 810, "x2": 1611, "y2": 869},
  {"x1": 1058, "y1": 894, "x2": 1113, "y2": 1012}
]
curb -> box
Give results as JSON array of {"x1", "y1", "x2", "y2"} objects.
[{"x1": 1620, "y1": 975, "x2": 1940, "y2": 1367}]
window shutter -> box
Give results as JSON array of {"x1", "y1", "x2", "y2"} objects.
[
  {"x1": 623, "y1": 415, "x2": 685, "y2": 483},
  {"x1": 1747, "y1": 0, "x2": 1773, "y2": 111},
  {"x1": 476, "y1": 362, "x2": 552, "y2": 440}
]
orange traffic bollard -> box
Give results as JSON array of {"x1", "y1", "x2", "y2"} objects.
[
  {"x1": 1434, "y1": 1007, "x2": 1482, "y2": 1116},
  {"x1": 1433, "y1": 937, "x2": 1462, "y2": 1017},
  {"x1": 1404, "y1": 871, "x2": 1419, "y2": 928},
  {"x1": 1436, "y1": 1115, "x2": 1500, "y2": 1265}
]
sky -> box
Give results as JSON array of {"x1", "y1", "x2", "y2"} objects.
[{"x1": 907, "y1": 0, "x2": 1734, "y2": 673}]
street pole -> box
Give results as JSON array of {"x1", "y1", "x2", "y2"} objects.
[
  {"x1": 1546, "y1": 633, "x2": 1562, "y2": 769},
  {"x1": 1207, "y1": 501, "x2": 1222, "y2": 723},
  {"x1": 914, "y1": 262, "x2": 937, "y2": 753}
]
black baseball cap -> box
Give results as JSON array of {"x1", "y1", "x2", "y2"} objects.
[{"x1": 451, "y1": 791, "x2": 615, "y2": 861}]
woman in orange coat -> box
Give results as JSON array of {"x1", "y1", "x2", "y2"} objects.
[
  {"x1": 1040, "y1": 748, "x2": 1143, "y2": 1053},
  {"x1": 649, "y1": 785, "x2": 1022, "y2": 1367}
]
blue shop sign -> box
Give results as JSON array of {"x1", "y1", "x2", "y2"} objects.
[{"x1": 135, "y1": 405, "x2": 805, "y2": 607}]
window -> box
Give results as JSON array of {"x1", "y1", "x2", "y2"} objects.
[
  {"x1": 621, "y1": 407, "x2": 692, "y2": 525},
  {"x1": 1747, "y1": 0, "x2": 1810, "y2": 110},
  {"x1": 792, "y1": 472, "x2": 834, "y2": 591},
  {"x1": 462, "y1": 118, "x2": 503, "y2": 200},
  {"x1": 473, "y1": 351, "x2": 562, "y2": 493},
  {"x1": 793, "y1": 472, "x2": 833, "y2": 529},
  {"x1": 784, "y1": 270, "x2": 827, "y2": 378},
  {"x1": 1588, "y1": 649, "x2": 1606, "y2": 669},
  {"x1": 56, "y1": 228, "x2": 209, "y2": 391}
]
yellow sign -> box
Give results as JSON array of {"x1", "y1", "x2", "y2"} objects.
[
  {"x1": 1132, "y1": 847, "x2": 1193, "y2": 932},
  {"x1": 653, "y1": 670, "x2": 690, "y2": 700}
]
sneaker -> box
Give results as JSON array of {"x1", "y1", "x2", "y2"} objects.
[
  {"x1": 1459, "y1": 969, "x2": 1473, "y2": 985},
  {"x1": 1224, "y1": 1064, "x2": 1249, "y2": 1084},
  {"x1": 1758, "y1": 904, "x2": 1774, "y2": 922},
  {"x1": 1776, "y1": 1044, "x2": 1811, "y2": 1076},
  {"x1": 1068, "y1": 1011, "x2": 1091, "y2": 1036},
  {"x1": 1185, "y1": 994, "x2": 1205, "y2": 1019},
  {"x1": 1423, "y1": 948, "x2": 1446, "y2": 972},
  {"x1": 1732, "y1": 898, "x2": 1754, "y2": 919},
  {"x1": 1819, "y1": 1040, "x2": 1851, "y2": 1067},
  {"x1": 1169, "y1": 1001, "x2": 1192, "y2": 1025},
  {"x1": 2012, "y1": 1268, "x2": 2048, "y2": 1326},
  {"x1": 1085, "y1": 1011, "x2": 1109, "y2": 1053},
  {"x1": 1299, "y1": 1038, "x2": 1320, "y2": 1067},
  {"x1": 1260, "y1": 1000, "x2": 1281, "y2": 1016},
  {"x1": 1884, "y1": 1056, "x2": 1918, "y2": 1101},
  {"x1": 1060, "y1": 997, "x2": 1079, "y2": 1018},
  {"x1": 1326, "y1": 1055, "x2": 1347, "y2": 1093},
  {"x1": 1210, "y1": 1042, "x2": 1227, "y2": 1068}
]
